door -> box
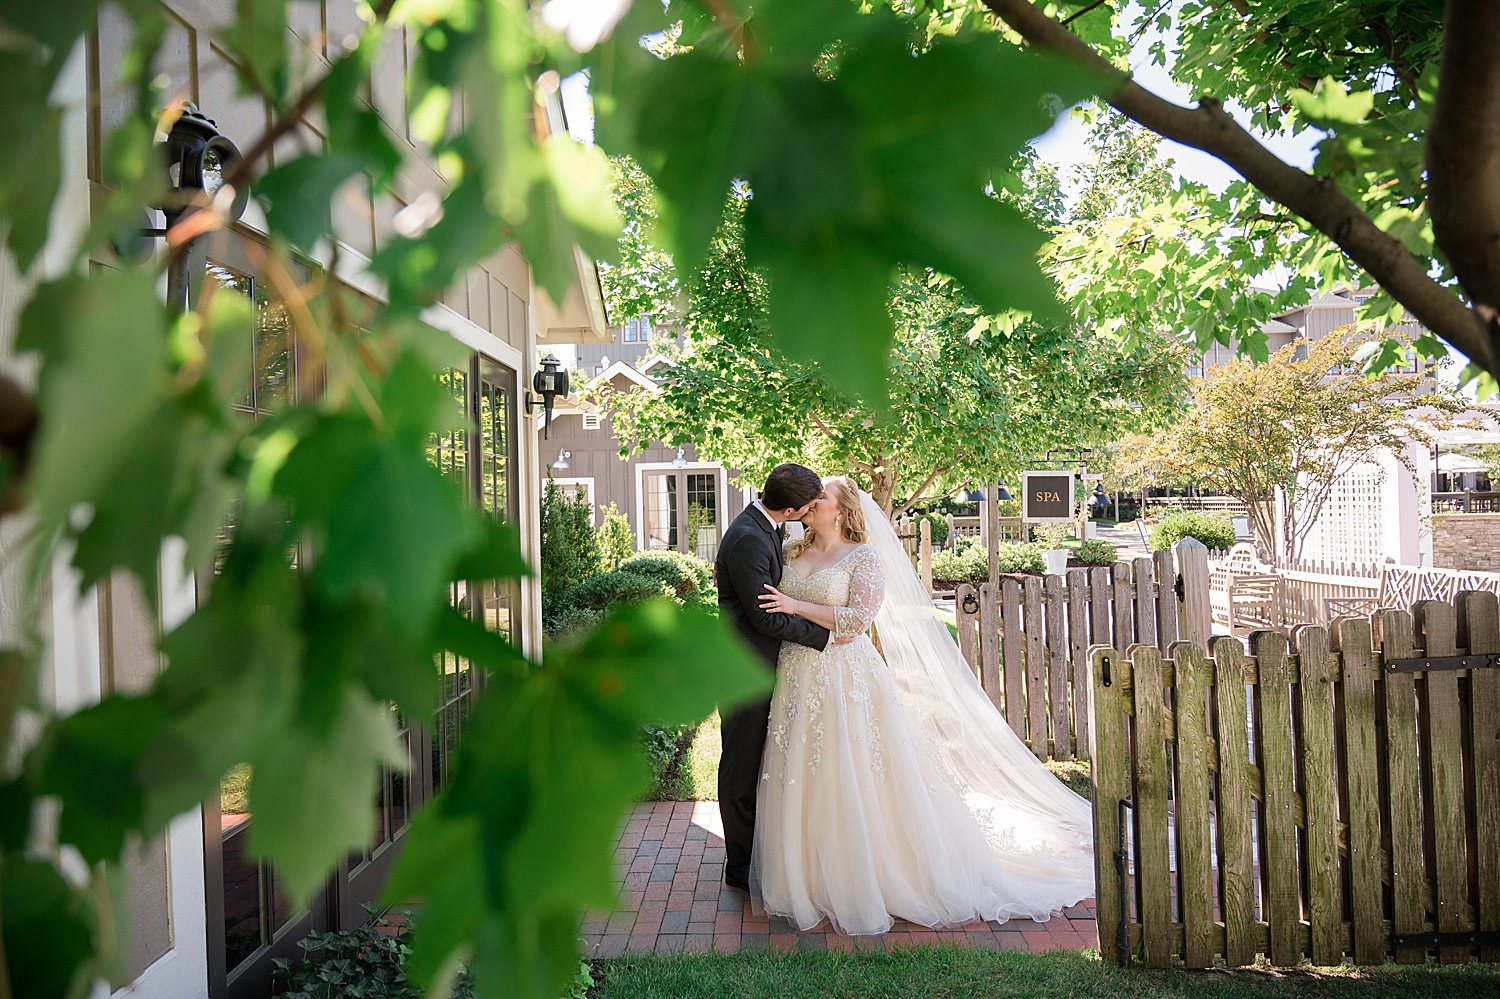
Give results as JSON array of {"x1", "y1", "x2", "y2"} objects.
[{"x1": 643, "y1": 469, "x2": 721, "y2": 561}]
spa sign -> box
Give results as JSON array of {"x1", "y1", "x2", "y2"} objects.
[{"x1": 1021, "y1": 471, "x2": 1074, "y2": 523}]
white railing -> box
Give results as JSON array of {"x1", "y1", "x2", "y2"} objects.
[{"x1": 1207, "y1": 545, "x2": 1500, "y2": 629}]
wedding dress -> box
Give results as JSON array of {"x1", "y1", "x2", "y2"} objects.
[{"x1": 749, "y1": 492, "x2": 1095, "y2": 936}]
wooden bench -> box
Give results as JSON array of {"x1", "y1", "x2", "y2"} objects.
[{"x1": 1209, "y1": 543, "x2": 1284, "y2": 637}]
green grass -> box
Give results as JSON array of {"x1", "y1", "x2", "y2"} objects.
[
  {"x1": 655, "y1": 712, "x2": 722, "y2": 801},
  {"x1": 221, "y1": 762, "x2": 251, "y2": 814},
  {"x1": 1045, "y1": 758, "x2": 1092, "y2": 799},
  {"x1": 591, "y1": 949, "x2": 1500, "y2": 999}
]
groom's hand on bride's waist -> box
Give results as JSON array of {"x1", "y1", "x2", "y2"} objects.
[{"x1": 832, "y1": 635, "x2": 858, "y2": 645}]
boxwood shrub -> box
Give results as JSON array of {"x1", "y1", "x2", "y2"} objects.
[{"x1": 1149, "y1": 511, "x2": 1237, "y2": 552}]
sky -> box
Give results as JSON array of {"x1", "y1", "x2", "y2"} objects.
[{"x1": 1030, "y1": 4, "x2": 1319, "y2": 193}]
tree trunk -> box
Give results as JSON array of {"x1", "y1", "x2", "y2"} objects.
[{"x1": 870, "y1": 464, "x2": 897, "y2": 517}]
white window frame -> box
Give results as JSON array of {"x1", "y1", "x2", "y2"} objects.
[
  {"x1": 634, "y1": 461, "x2": 725, "y2": 552},
  {"x1": 582, "y1": 413, "x2": 601, "y2": 430},
  {"x1": 549, "y1": 477, "x2": 596, "y2": 519}
]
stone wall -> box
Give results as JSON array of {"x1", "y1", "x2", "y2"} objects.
[{"x1": 1432, "y1": 513, "x2": 1500, "y2": 572}]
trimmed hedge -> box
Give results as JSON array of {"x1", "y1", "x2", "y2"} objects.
[
  {"x1": 917, "y1": 513, "x2": 950, "y2": 547},
  {"x1": 542, "y1": 548, "x2": 720, "y2": 799},
  {"x1": 931, "y1": 542, "x2": 1044, "y2": 582},
  {"x1": 543, "y1": 550, "x2": 717, "y2": 639},
  {"x1": 1149, "y1": 511, "x2": 1236, "y2": 552}
]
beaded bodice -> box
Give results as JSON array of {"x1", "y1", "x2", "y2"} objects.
[{"x1": 779, "y1": 544, "x2": 885, "y2": 638}]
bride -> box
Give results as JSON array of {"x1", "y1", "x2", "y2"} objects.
[{"x1": 751, "y1": 476, "x2": 1094, "y2": 936}]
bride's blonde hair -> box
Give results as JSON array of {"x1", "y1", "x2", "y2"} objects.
[{"x1": 786, "y1": 476, "x2": 868, "y2": 560}]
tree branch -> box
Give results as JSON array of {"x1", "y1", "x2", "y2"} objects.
[
  {"x1": 895, "y1": 463, "x2": 950, "y2": 516},
  {"x1": 982, "y1": 0, "x2": 1500, "y2": 375},
  {"x1": 1426, "y1": 0, "x2": 1500, "y2": 334},
  {"x1": 1061, "y1": 0, "x2": 1109, "y2": 26}
]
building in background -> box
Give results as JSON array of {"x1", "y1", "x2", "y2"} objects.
[
  {"x1": 542, "y1": 321, "x2": 750, "y2": 563},
  {"x1": 0, "y1": 3, "x2": 608, "y2": 996},
  {"x1": 1191, "y1": 288, "x2": 1499, "y2": 568}
]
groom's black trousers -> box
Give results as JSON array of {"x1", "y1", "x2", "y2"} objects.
[{"x1": 718, "y1": 695, "x2": 773, "y2": 885}]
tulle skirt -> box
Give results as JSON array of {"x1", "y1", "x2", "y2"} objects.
[{"x1": 749, "y1": 635, "x2": 1094, "y2": 936}]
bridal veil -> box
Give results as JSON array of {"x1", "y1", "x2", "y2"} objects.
[{"x1": 859, "y1": 491, "x2": 1095, "y2": 871}]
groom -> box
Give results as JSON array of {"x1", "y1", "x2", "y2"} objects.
[{"x1": 714, "y1": 463, "x2": 831, "y2": 893}]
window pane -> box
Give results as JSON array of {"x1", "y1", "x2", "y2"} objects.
[
  {"x1": 205, "y1": 264, "x2": 255, "y2": 414},
  {"x1": 429, "y1": 366, "x2": 470, "y2": 486},
  {"x1": 390, "y1": 723, "x2": 412, "y2": 834},
  {"x1": 686, "y1": 473, "x2": 718, "y2": 560},
  {"x1": 254, "y1": 280, "x2": 294, "y2": 411},
  {"x1": 221, "y1": 815, "x2": 263, "y2": 972},
  {"x1": 645, "y1": 473, "x2": 677, "y2": 550},
  {"x1": 478, "y1": 375, "x2": 511, "y2": 519}
]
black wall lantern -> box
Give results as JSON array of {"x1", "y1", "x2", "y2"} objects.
[
  {"x1": 162, "y1": 105, "x2": 248, "y2": 224},
  {"x1": 145, "y1": 104, "x2": 248, "y2": 312},
  {"x1": 527, "y1": 354, "x2": 570, "y2": 439}
]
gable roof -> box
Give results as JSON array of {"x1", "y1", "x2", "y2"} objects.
[{"x1": 590, "y1": 359, "x2": 660, "y2": 393}]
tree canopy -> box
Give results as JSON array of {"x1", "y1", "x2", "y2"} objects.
[
  {"x1": 975, "y1": 0, "x2": 1500, "y2": 394},
  {"x1": 602, "y1": 191, "x2": 1186, "y2": 514}
]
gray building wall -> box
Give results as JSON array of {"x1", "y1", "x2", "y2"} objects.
[
  {"x1": 541, "y1": 411, "x2": 751, "y2": 557},
  {"x1": 577, "y1": 320, "x2": 682, "y2": 374}
]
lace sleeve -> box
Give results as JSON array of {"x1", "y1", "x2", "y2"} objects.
[{"x1": 833, "y1": 546, "x2": 885, "y2": 638}]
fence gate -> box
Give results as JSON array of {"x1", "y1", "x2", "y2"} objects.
[
  {"x1": 1089, "y1": 592, "x2": 1500, "y2": 967},
  {"x1": 953, "y1": 547, "x2": 1211, "y2": 762}
]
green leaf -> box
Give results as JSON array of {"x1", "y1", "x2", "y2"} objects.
[
  {"x1": 0, "y1": 775, "x2": 34, "y2": 853},
  {"x1": 371, "y1": 176, "x2": 506, "y2": 311},
  {"x1": 542, "y1": 135, "x2": 623, "y2": 249},
  {"x1": 313, "y1": 438, "x2": 478, "y2": 639},
  {"x1": 18, "y1": 268, "x2": 169, "y2": 547},
  {"x1": 1460, "y1": 362, "x2": 1500, "y2": 402},
  {"x1": 323, "y1": 49, "x2": 403, "y2": 186},
  {"x1": 247, "y1": 686, "x2": 402, "y2": 905},
  {"x1": 2, "y1": 857, "x2": 96, "y2": 999},
  {"x1": 434, "y1": 604, "x2": 527, "y2": 677},
  {"x1": 452, "y1": 515, "x2": 530, "y2": 582},
  {"x1": 71, "y1": 396, "x2": 239, "y2": 597},
  {"x1": 558, "y1": 600, "x2": 770, "y2": 727},
  {"x1": 394, "y1": 600, "x2": 768, "y2": 998},
  {"x1": 1353, "y1": 336, "x2": 1405, "y2": 375},
  {"x1": 632, "y1": 54, "x2": 771, "y2": 271},
  {"x1": 33, "y1": 695, "x2": 169, "y2": 864},
  {"x1": 142, "y1": 555, "x2": 303, "y2": 831},
  {"x1": 255, "y1": 153, "x2": 368, "y2": 253},
  {"x1": 756, "y1": 227, "x2": 894, "y2": 403},
  {"x1": 383, "y1": 801, "x2": 487, "y2": 984},
  {"x1": 1292, "y1": 76, "x2": 1374, "y2": 127},
  {"x1": 0, "y1": 104, "x2": 62, "y2": 272}
]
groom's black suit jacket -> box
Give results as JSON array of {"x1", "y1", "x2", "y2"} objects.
[{"x1": 715, "y1": 505, "x2": 831, "y2": 665}]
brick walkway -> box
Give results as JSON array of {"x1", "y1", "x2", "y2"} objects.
[{"x1": 581, "y1": 801, "x2": 1099, "y2": 958}]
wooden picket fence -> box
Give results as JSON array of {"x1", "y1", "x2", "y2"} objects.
[
  {"x1": 953, "y1": 548, "x2": 1212, "y2": 762},
  {"x1": 1089, "y1": 593, "x2": 1500, "y2": 968}
]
